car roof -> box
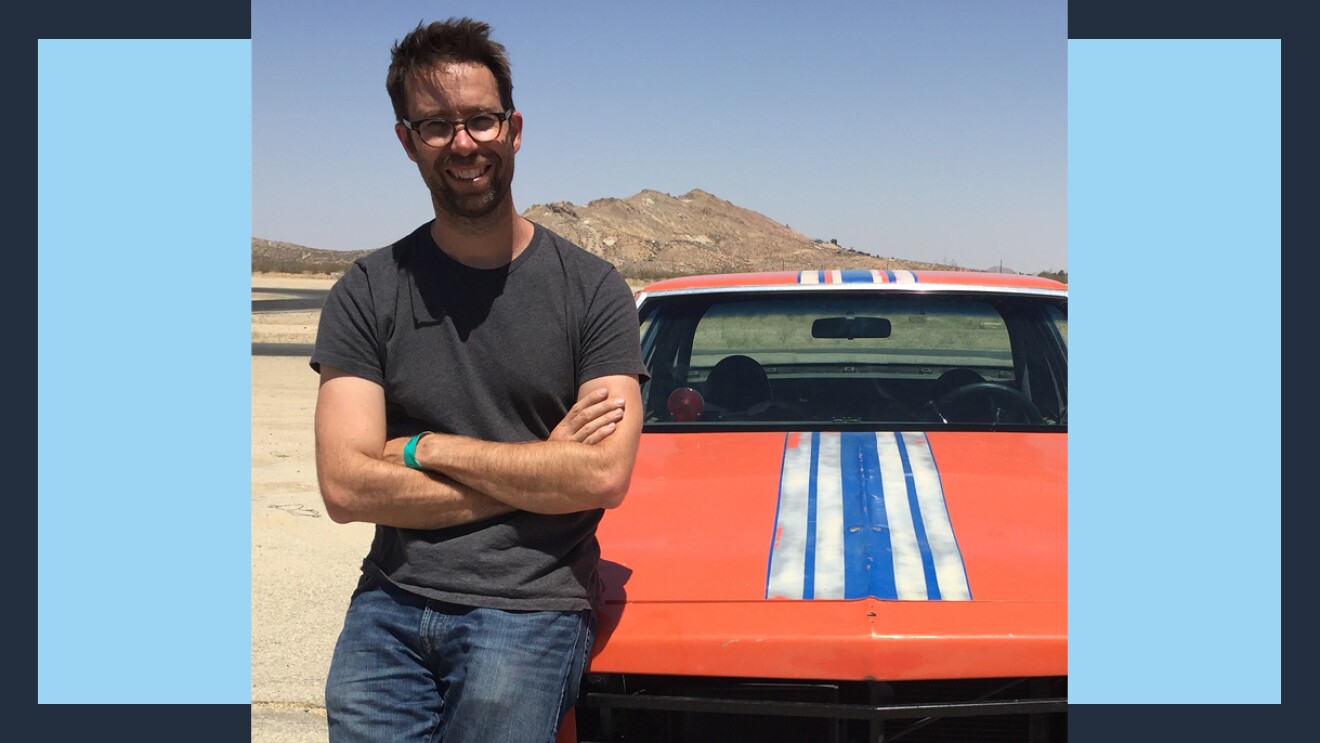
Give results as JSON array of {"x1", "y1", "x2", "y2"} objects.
[{"x1": 637, "y1": 270, "x2": 1067, "y2": 295}]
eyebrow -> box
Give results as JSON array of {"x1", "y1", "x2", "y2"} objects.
[{"x1": 407, "y1": 107, "x2": 501, "y2": 122}]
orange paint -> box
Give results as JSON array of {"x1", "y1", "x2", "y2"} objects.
[{"x1": 593, "y1": 430, "x2": 1067, "y2": 681}]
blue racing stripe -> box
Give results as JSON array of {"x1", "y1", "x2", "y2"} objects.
[
  {"x1": 840, "y1": 433, "x2": 869, "y2": 598},
  {"x1": 841, "y1": 269, "x2": 873, "y2": 283},
  {"x1": 895, "y1": 433, "x2": 942, "y2": 600},
  {"x1": 803, "y1": 433, "x2": 821, "y2": 599},
  {"x1": 862, "y1": 433, "x2": 897, "y2": 599}
]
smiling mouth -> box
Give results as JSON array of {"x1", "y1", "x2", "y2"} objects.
[{"x1": 446, "y1": 163, "x2": 491, "y2": 182}]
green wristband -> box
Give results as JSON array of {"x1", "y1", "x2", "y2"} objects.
[{"x1": 403, "y1": 431, "x2": 431, "y2": 470}]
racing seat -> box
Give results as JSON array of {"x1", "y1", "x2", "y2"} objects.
[{"x1": 704, "y1": 355, "x2": 772, "y2": 417}]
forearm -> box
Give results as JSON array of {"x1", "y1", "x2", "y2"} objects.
[
  {"x1": 318, "y1": 445, "x2": 514, "y2": 529},
  {"x1": 316, "y1": 374, "x2": 629, "y2": 527},
  {"x1": 408, "y1": 433, "x2": 635, "y2": 514}
]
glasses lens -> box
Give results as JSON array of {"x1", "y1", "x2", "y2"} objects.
[
  {"x1": 419, "y1": 120, "x2": 454, "y2": 146},
  {"x1": 465, "y1": 114, "x2": 501, "y2": 142}
]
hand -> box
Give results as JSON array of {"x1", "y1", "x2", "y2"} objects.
[
  {"x1": 549, "y1": 387, "x2": 626, "y2": 445},
  {"x1": 382, "y1": 436, "x2": 408, "y2": 466}
]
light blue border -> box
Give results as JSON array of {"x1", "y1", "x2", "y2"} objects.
[
  {"x1": 1069, "y1": 40, "x2": 1280, "y2": 703},
  {"x1": 37, "y1": 39, "x2": 252, "y2": 703}
]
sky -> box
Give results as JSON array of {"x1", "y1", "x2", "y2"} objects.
[{"x1": 253, "y1": 0, "x2": 1067, "y2": 273}]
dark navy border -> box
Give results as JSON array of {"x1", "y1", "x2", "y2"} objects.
[
  {"x1": 20, "y1": 1, "x2": 1293, "y2": 742},
  {"x1": 1068, "y1": 0, "x2": 1288, "y2": 39},
  {"x1": 1069, "y1": 0, "x2": 1293, "y2": 741},
  {"x1": 23, "y1": 3, "x2": 251, "y2": 741}
]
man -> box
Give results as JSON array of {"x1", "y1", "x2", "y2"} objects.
[{"x1": 310, "y1": 17, "x2": 647, "y2": 743}]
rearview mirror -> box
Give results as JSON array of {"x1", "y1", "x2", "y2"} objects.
[{"x1": 811, "y1": 316, "x2": 892, "y2": 339}]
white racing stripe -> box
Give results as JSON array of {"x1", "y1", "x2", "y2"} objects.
[
  {"x1": 813, "y1": 432, "x2": 846, "y2": 599},
  {"x1": 766, "y1": 433, "x2": 812, "y2": 598},
  {"x1": 875, "y1": 433, "x2": 928, "y2": 599},
  {"x1": 901, "y1": 433, "x2": 971, "y2": 600}
]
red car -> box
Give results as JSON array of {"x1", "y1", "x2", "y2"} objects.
[{"x1": 567, "y1": 270, "x2": 1067, "y2": 743}]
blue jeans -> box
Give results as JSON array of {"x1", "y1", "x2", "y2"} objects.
[{"x1": 325, "y1": 573, "x2": 595, "y2": 743}]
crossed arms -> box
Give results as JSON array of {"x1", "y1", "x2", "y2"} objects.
[{"x1": 314, "y1": 365, "x2": 643, "y2": 529}]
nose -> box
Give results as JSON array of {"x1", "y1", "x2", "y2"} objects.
[{"x1": 448, "y1": 124, "x2": 479, "y2": 155}]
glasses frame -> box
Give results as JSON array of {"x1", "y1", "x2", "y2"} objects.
[{"x1": 398, "y1": 109, "x2": 514, "y2": 148}]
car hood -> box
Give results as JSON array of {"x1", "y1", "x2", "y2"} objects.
[{"x1": 590, "y1": 430, "x2": 1067, "y2": 680}]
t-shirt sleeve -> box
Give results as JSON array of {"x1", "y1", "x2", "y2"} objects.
[
  {"x1": 309, "y1": 261, "x2": 385, "y2": 385},
  {"x1": 577, "y1": 268, "x2": 650, "y2": 387}
]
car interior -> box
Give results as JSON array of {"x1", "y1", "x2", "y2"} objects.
[{"x1": 639, "y1": 291, "x2": 1067, "y2": 429}]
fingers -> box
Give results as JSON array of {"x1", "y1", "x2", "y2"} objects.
[
  {"x1": 573, "y1": 404, "x2": 624, "y2": 443},
  {"x1": 550, "y1": 388, "x2": 626, "y2": 443},
  {"x1": 581, "y1": 420, "x2": 617, "y2": 445}
]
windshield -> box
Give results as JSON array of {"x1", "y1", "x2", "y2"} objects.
[{"x1": 638, "y1": 290, "x2": 1066, "y2": 431}]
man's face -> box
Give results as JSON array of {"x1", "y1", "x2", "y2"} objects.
[{"x1": 395, "y1": 62, "x2": 522, "y2": 223}]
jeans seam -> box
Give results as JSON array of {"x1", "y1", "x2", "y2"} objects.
[
  {"x1": 544, "y1": 611, "x2": 593, "y2": 743},
  {"x1": 420, "y1": 601, "x2": 441, "y2": 743}
]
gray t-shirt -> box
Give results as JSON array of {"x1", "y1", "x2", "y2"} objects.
[{"x1": 311, "y1": 221, "x2": 647, "y2": 611}]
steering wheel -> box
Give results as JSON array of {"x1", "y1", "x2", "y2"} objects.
[{"x1": 933, "y1": 382, "x2": 1045, "y2": 425}]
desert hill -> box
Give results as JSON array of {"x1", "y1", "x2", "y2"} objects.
[
  {"x1": 524, "y1": 189, "x2": 952, "y2": 279},
  {"x1": 254, "y1": 188, "x2": 964, "y2": 279}
]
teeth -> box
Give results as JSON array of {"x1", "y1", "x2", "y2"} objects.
[{"x1": 451, "y1": 167, "x2": 485, "y2": 180}]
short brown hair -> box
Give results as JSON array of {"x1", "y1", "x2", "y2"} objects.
[{"x1": 386, "y1": 18, "x2": 515, "y2": 122}]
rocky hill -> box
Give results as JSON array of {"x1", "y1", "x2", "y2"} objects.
[
  {"x1": 524, "y1": 189, "x2": 955, "y2": 279},
  {"x1": 251, "y1": 238, "x2": 374, "y2": 275},
  {"x1": 254, "y1": 188, "x2": 961, "y2": 279}
]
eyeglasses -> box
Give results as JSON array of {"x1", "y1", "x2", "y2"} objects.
[{"x1": 398, "y1": 109, "x2": 513, "y2": 148}]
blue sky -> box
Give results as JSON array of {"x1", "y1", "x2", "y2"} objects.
[{"x1": 254, "y1": 0, "x2": 1066, "y2": 273}]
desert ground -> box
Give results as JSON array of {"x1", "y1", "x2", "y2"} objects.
[{"x1": 252, "y1": 274, "x2": 369, "y2": 742}]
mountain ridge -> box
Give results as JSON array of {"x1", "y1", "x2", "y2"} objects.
[{"x1": 253, "y1": 188, "x2": 1006, "y2": 278}]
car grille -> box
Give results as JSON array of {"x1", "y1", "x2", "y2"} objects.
[{"x1": 574, "y1": 674, "x2": 1067, "y2": 743}]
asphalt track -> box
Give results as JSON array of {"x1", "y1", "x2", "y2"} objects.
[
  {"x1": 252, "y1": 286, "x2": 328, "y2": 313},
  {"x1": 254, "y1": 343, "x2": 315, "y2": 357},
  {"x1": 253, "y1": 287, "x2": 327, "y2": 357}
]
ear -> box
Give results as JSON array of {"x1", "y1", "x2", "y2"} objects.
[
  {"x1": 509, "y1": 110, "x2": 523, "y2": 154},
  {"x1": 395, "y1": 123, "x2": 420, "y2": 164}
]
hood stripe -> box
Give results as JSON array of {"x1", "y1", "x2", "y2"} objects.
[
  {"x1": 766, "y1": 432, "x2": 971, "y2": 601},
  {"x1": 812, "y1": 432, "x2": 846, "y2": 598},
  {"x1": 901, "y1": 432, "x2": 971, "y2": 600},
  {"x1": 802, "y1": 432, "x2": 822, "y2": 598},
  {"x1": 846, "y1": 431, "x2": 898, "y2": 599},
  {"x1": 893, "y1": 433, "x2": 943, "y2": 598},
  {"x1": 765, "y1": 433, "x2": 811, "y2": 598},
  {"x1": 795, "y1": 270, "x2": 919, "y2": 285}
]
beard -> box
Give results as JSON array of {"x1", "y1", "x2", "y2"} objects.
[{"x1": 424, "y1": 154, "x2": 516, "y2": 225}]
